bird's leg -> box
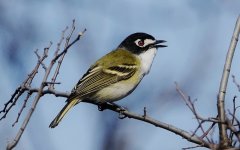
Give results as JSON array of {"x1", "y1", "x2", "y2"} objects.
[
  {"x1": 97, "y1": 102, "x2": 123, "y2": 111},
  {"x1": 97, "y1": 102, "x2": 127, "y2": 119},
  {"x1": 97, "y1": 102, "x2": 107, "y2": 111}
]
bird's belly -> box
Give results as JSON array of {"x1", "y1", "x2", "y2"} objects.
[{"x1": 91, "y1": 81, "x2": 139, "y2": 103}]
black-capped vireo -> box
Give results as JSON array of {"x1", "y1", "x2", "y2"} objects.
[{"x1": 49, "y1": 32, "x2": 166, "y2": 128}]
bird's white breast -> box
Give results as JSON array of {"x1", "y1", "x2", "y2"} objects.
[
  {"x1": 94, "y1": 82, "x2": 136, "y2": 102},
  {"x1": 138, "y1": 47, "x2": 157, "y2": 75}
]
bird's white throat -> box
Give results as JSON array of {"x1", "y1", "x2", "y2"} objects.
[{"x1": 138, "y1": 47, "x2": 157, "y2": 75}]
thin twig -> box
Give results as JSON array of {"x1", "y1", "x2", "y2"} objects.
[
  {"x1": 12, "y1": 91, "x2": 32, "y2": 127},
  {"x1": 49, "y1": 26, "x2": 69, "y2": 89},
  {"x1": 6, "y1": 26, "x2": 86, "y2": 150},
  {"x1": 143, "y1": 107, "x2": 147, "y2": 118},
  {"x1": 6, "y1": 42, "x2": 52, "y2": 150},
  {"x1": 182, "y1": 145, "x2": 203, "y2": 150},
  {"x1": 200, "y1": 122, "x2": 216, "y2": 139},
  {"x1": 0, "y1": 87, "x2": 25, "y2": 120},
  {"x1": 229, "y1": 96, "x2": 238, "y2": 143},
  {"x1": 232, "y1": 75, "x2": 240, "y2": 92},
  {"x1": 175, "y1": 82, "x2": 215, "y2": 143},
  {"x1": 0, "y1": 86, "x2": 21, "y2": 114},
  {"x1": 0, "y1": 42, "x2": 52, "y2": 121},
  {"x1": 228, "y1": 111, "x2": 240, "y2": 132},
  {"x1": 53, "y1": 28, "x2": 87, "y2": 62},
  {"x1": 226, "y1": 117, "x2": 240, "y2": 143}
]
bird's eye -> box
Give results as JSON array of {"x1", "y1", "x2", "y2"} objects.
[{"x1": 137, "y1": 40, "x2": 144, "y2": 47}]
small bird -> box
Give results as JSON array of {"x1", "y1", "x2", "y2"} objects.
[{"x1": 49, "y1": 32, "x2": 166, "y2": 128}]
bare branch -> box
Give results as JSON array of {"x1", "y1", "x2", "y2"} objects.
[
  {"x1": 229, "y1": 96, "x2": 238, "y2": 144},
  {"x1": 4, "y1": 85, "x2": 216, "y2": 149},
  {"x1": 5, "y1": 24, "x2": 86, "y2": 150},
  {"x1": 49, "y1": 25, "x2": 69, "y2": 89},
  {"x1": 0, "y1": 86, "x2": 24, "y2": 120},
  {"x1": 226, "y1": 117, "x2": 240, "y2": 143},
  {"x1": 200, "y1": 122, "x2": 217, "y2": 140},
  {"x1": 182, "y1": 145, "x2": 203, "y2": 150},
  {"x1": 175, "y1": 82, "x2": 219, "y2": 144},
  {"x1": 12, "y1": 91, "x2": 32, "y2": 127},
  {"x1": 217, "y1": 15, "x2": 240, "y2": 148},
  {"x1": 53, "y1": 27, "x2": 87, "y2": 62},
  {"x1": 97, "y1": 102, "x2": 215, "y2": 149},
  {"x1": 232, "y1": 75, "x2": 240, "y2": 92}
]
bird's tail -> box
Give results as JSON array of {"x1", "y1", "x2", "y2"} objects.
[{"x1": 49, "y1": 98, "x2": 79, "y2": 128}]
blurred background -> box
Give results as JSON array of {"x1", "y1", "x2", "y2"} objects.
[{"x1": 0, "y1": 0, "x2": 240, "y2": 149}]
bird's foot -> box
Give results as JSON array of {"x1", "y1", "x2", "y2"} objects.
[
  {"x1": 98, "y1": 103, "x2": 107, "y2": 111},
  {"x1": 97, "y1": 102, "x2": 127, "y2": 119}
]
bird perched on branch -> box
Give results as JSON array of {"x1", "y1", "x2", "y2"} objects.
[{"x1": 49, "y1": 32, "x2": 167, "y2": 128}]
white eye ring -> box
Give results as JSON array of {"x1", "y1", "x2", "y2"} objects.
[{"x1": 135, "y1": 39, "x2": 144, "y2": 47}]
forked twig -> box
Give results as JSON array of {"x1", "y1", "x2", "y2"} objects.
[{"x1": 5, "y1": 21, "x2": 86, "y2": 150}]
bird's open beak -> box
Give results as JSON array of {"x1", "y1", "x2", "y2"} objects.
[{"x1": 153, "y1": 40, "x2": 167, "y2": 48}]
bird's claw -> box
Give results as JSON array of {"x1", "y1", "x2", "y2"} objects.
[{"x1": 97, "y1": 102, "x2": 107, "y2": 111}]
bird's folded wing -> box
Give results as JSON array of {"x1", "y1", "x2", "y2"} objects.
[{"x1": 68, "y1": 64, "x2": 137, "y2": 100}]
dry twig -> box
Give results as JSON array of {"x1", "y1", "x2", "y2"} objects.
[
  {"x1": 175, "y1": 82, "x2": 216, "y2": 144},
  {"x1": 2, "y1": 20, "x2": 87, "y2": 150},
  {"x1": 217, "y1": 15, "x2": 240, "y2": 148}
]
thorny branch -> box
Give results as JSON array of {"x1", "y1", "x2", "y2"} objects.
[{"x1": 1, "y1": 15, "x2": 240, "y2": 150}]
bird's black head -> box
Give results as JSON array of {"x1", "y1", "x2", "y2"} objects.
[{"x1": 118, "y1": 32, "x2": 166, "y2": 54}]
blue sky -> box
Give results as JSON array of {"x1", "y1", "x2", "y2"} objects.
[{"x1": 0, "y1": 0, "x2": 240, "y2": 150}]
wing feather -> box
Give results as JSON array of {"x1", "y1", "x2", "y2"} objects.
[{"x1": 68, "y1": 64, "x2": 137, "y2": 100}]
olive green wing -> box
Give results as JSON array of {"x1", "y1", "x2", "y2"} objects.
[{"x1": 67, "y1": 64, "x2": 138, "y2": 101}]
